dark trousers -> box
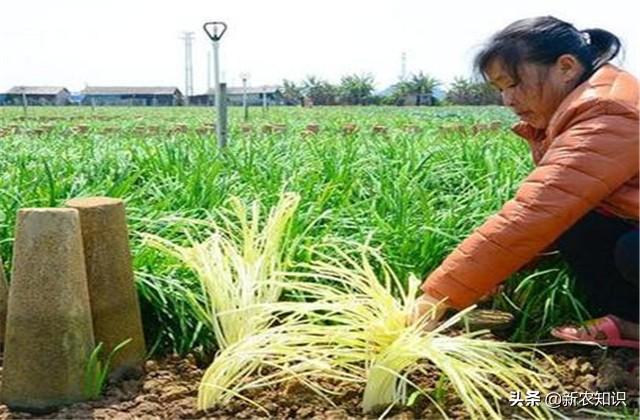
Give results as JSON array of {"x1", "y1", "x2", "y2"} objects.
[{"x1": 556, "y1": 211, "x2": 639, "y2": 323}]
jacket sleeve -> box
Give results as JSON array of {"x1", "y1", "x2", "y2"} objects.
[{"x1": 421, "y1": 100, "x2": 639, "y2": 310}]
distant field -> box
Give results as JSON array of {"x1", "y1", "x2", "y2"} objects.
[{"x1": 0, "y1": 105, "x2": 585, "y2": 354}]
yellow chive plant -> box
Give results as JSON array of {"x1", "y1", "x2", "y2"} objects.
[
  {"x1": 145, "y1": 193, "x2": 557, "y2": 419},
  {"x1": 197, "y1": 241, "x2": 557, "y2": 417},
  {"x1": 277, "y1": 243, "x2": 557, "y2": 419},
  {"x1": 143, "y1": 192, "x2": 300, "y2": 350}
]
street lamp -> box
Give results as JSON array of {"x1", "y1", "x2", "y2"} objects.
[
  {"x1": 19, "y1": 87, "x2": 27, "y2": 118},
  {"x1": 203, "y1": 21, "x2": 228, "y2": 148},
  {"x1": 240, "y1": 72, "x2": 250, "y2": 122}
]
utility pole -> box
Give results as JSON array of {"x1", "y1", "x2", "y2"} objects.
[
  {"x1": 207, "y1": 51, "x2": 212, "y2": 91},
  {"x1": 180, "y1": 31, "x2": 195, "y2": 104},
  {"x1": 20, "y1": 88, "x2": 27, "y2": 118},
  {"x1": 240, "y1": 72, "x2": 250, "y2": 121},
  {"x1": 262, "y1": 87, "x2": 267, "y2": 112},
  {"x1": 400, "y1": 51, "x2": 407, "y2": 82}
]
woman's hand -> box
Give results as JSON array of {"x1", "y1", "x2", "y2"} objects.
[{"x1": 409, "y1": 293, "x2": 450, "y2": 331}]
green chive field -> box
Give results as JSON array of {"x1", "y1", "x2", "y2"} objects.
[{"x1": 0, "y1": 106, "x2": 636, "y2": 418}]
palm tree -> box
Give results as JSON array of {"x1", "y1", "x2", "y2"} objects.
[
  {"x1": 388, "y1": 72, "x2": 440, "y2": 105},
  {"x1": 301, "y1": 75, "x2": 338, "y2": 106},
  {"x1": 407, "y1": 72, "x2": 440, "y2": 96},
  {"x1": 339, "y1": 73, "x2": 375, "y2": 105},
  {"x1": 281, "y1": 79, "x2": 302, "y2": 105},
  {"x1": 446, "y1": 76, "x2": 501, "y2": 105},
  {"x1": 446, "y1": 77, "x2": 473, "y2": 104}
]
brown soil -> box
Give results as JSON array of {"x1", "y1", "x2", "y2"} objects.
[{"x1": 0, "y1": 345, "x2": 637, "y2": 419}]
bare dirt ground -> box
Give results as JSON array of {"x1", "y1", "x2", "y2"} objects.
[{"x1": 0, "y1": 345, "x2": 637, "y2": 419}]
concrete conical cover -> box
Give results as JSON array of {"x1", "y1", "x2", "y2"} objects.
[
  {"x1": 65, "y1": 197, "x2": 145, "y2": 379},
  {"x1": 0, "y1": 255, "x2": 7, "y2": 346},
  {"x1": 2, "y1": 208, "x2": 95, "y2": 412}
]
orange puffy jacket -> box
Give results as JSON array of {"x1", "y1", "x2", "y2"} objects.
[{"x1": 421, "y1": 64, "x2": 639, "y2": 310}]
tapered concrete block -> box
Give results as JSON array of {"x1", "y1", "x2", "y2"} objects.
[
  {"x1": 0, "y1": 255, "x2": 7, "y2": 346},
  {"x1": 65, "y1": 197, "x2": 145, "y2": 378},
  {"x1": 2, "y1": 209, "x2": 95, "y2": 412}
]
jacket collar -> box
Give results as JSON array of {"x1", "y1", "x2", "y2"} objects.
[{"x1": 511, "y1": 121, "x2": 546, "y2": 142}]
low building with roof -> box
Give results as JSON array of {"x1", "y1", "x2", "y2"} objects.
[
  {"x1": 81, "y1": 86, "x2": 184, "y2": 106},
  {"x1": 375, "y1": 84, "x2": 446, "y2": 106},
  {"x1": 6, "y1": 86, "x2": 71, "y2": 106},
  {"x1": 189, "y1": 85, "x2": 284, "y2": 106}
]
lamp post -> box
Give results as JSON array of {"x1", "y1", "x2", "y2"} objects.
[
  {"x1": 240, "y1": 72, "x2": 250, "y2": 122},
  {"x1": 20, "y1": 87, "x2": 27, "y2": 118},
  {"x1": 203, "y1": 21, "x2": 228, "y2": 148},
  {"x1": 262, "y1": 87, "x2": 267, "y2": 112}
]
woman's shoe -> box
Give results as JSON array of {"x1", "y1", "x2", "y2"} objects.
[{"x1": 551, "y1": 315, "x2": 639, "y2": 349}]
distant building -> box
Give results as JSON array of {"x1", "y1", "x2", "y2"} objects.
[
  {"x1": 375, "y1": 84, "x2": 446, "y2": 106},
  {"x1": 81, "y1": 86, "x2": 184, "y2": 106},
  {"x1": 69, "y1": 93, "x2": 86, "y2": 106},
  {"x1": 402, "y1": 93, "x2": 435, "y2": 106},
  {"x1": 0, "y1": 94, "x2": 7, "y2": 106},
  {"x1": 189, "y1": 85, "x2": 284, "y2": 106},
  {"x1": 6, "y1": 86, "x2": 71, "y2": 106}
]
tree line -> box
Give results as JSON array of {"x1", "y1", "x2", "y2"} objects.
[{"x1": 279, "y1": 73, "x2": 501, "y2": 106}]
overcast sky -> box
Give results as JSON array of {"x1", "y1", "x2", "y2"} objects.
[{"x1": 1, "y1": 0, "x2": 638, "y2": 93}]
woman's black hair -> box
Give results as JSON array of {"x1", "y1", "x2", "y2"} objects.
[{"x1": 474, "y1": 16, "x2": 622, "y2": 83}]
